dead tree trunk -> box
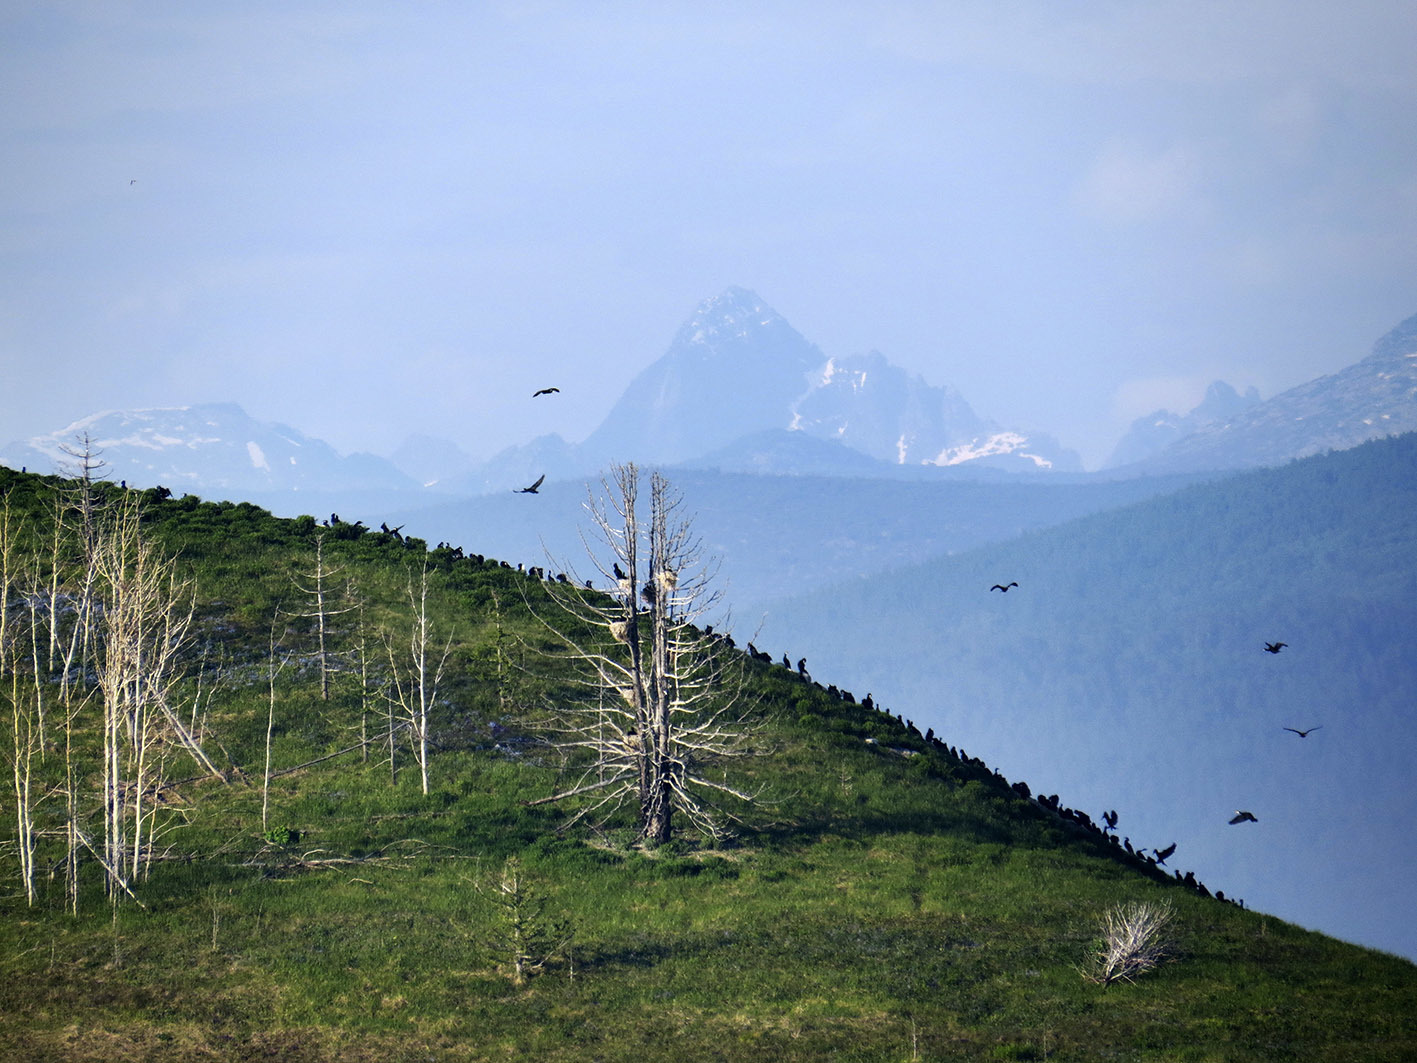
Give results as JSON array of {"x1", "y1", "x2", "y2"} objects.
[{"x1": 529, "y1": 464, "x2": 754, "y2": 844}]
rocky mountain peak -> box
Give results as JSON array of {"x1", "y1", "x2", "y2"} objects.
[
  {"x1": 1368, "y1": 310, "x2": 1417, "y2": 362},
  {"x1": 1121, "y1": 309, "x2": 1417, "y2": 474},
  {"x1": 1107, "y1": 380, "x2": 1262, "y2": 468}
]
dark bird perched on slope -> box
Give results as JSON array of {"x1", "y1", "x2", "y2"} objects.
[
  {"x1": 516, "y1": 474, "x2": 546, "y2": 494},
  {"x1": 1153, "y1": 842, "x2": 1176, "y2": 866},
  {"x1": 990, "y1": 581, "x2": 1019, "y2": 592},
  {"x1": 1229, "y1": 810, "x2": 1259, "y2": 825},
  {"x1": 532, "y1": 387, "x2": 560, "y2": 397},
  {"x1": 1283, "y1": 725, "x2": 1322, "y2": 738},
  {"x1": 1102, "y1": 810, "x2": 1118, "y2": 833},
  {"x1": 1264, "y1": 641, "x2": 1288, "y2": 654}
]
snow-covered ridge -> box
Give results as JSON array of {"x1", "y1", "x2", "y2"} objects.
[{"x1": 0, "y1": 402, "x2": 415, "y2": 496}]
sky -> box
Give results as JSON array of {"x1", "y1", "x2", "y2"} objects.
[{"x1": 3, "y1": 2, "x2": 1417, "y2": 470}]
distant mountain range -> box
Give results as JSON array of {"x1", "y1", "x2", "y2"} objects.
[
  {"x1": 4, "y1": 293, "x2": 1415, "y2": 495},
  {"x1": 0, "y1": 403, "x2": 417, "y2": 498},
  {"x1": 457, "y1": 287, "x2": 1082, "y2": 491}
]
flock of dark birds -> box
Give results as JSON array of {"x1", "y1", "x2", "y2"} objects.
[
  {"x1": 733, "y1": 629, "x2": 1259, "y2": 906},
  {"x1": 734, "y1": 577, "x2": 1328, "y2": 909}
]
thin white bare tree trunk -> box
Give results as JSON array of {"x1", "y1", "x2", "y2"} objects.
[{"x1": 383, "y1": 563, "x2": 453, "y2": 795}]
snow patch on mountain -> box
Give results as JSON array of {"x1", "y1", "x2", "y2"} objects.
[
  {"x1": 790, "y1": 350, "x2": 1080, "y2": 471},
  {"x1": 931, "y1": 432, "x2": 1058, "y2": 469}
]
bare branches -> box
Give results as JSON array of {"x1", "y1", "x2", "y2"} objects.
[
  {"x1": 91, "y1": 492, "x2": 206, "y2": 897},
  {"x1": 382, "y1": 562, "x2": 455, "y2": 795},
  {"x1": 1083, "y1": 900, "x2": 1176, "y2": 986},
  {"x1": 287, "y1": 530, "x2": 356, "y2": 701},
  {"x1": 529, "y1": 464, "x2": 753, "y2": 844}
]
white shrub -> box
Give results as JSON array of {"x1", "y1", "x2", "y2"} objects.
[{"x1": 1084, "y1": 900, "x2": 1176, "y2": 986}]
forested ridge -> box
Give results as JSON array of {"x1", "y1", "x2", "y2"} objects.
[
  {"x1": 761, "y1": 431, "x2": 1417, "y2": 961},
  {"x1": 1, "y1": 460, "x2": 1415, "y2": 1062}
]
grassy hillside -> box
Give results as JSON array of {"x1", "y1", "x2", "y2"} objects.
[
  {"x1": 759, "y1": 432, "x2": 1417, "y2": 961},
  {"x1": 1, "y1": 465, "x2": 1414, "y2": 1062}
]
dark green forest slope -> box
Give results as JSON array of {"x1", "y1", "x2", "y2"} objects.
[
  {"x1": 1, "y1": 465, "x2": 1414, "y2": 1062},
  {"x1": 759, "y1": 432, "x2": 1417, "y2": 961}
]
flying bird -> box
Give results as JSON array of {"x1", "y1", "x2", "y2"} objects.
[
  {"x1": 1153, "y1": 842, "x2": 1177, "y2": 866},
  {"x1": 990, "y1": 582, "x2": 1019, "y2": 592},
  {"x1": 532, "y1": 387, "x2": 560, "y2": 397},
  {"x1": 1264, "y1": 642, "x2": 1287, "y2": 654},
  {"x1": 1229, "y1": 810, "x2": 1258, "y2": 825},
  {"x1": 516, "y1": 474, "x2": 546, "y2": 494},
  {"x1": 1282, "y1": 726, "x2": 1322, "y2": 738}
]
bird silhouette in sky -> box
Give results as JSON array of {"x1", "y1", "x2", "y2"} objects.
[
  {"x1": 532, "y1": 387, "x2": 560, "y2": 397},
  {"x1": 516, "y1": 474, "x2": 546, "y2": 494},
  {"x1": 1283, "y1": 726, "x2": 1322, "y2": 738},
  {"x1": 1229, "y1": 810, "x2": 1259, "y2": 825},
  {"x1": 1264, "y1": 641, "x2": 1287, "y2": 654},
  {"x1": 990, "y1": 582, "x2": 1018, "y2": 592},
  {"x1": 1153, "y1": 842, "x2": 1176, "y2": 865}
]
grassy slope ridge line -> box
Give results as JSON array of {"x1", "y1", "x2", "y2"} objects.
[{"x1": 0, "y1": 466, "x2": 1412, "y2": 1062}]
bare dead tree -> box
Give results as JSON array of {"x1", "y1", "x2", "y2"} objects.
[
  {"x1": 353, "y1": 596, "x2": 374, "y2": 763},
  {"x1": 528, "y1": 464, "x2": 754, "y2": 844},
  {"x1": 1, "y1": 492, "x2": 40, "y2": 904},
  {"x1": 383, "y1": 562, "x2": 454, "y2": 795},
  {"x1": 288, "y1": 530, "x2": 355, "y2": 701},
  {"x1": 261, "y1": 617, "x2": 291, "y2": 834},
  {"x1": 52, "y1": 436, "x2": 108, "y2": 702},
  {"x1": 56, "y1": 431, "x2": 107, "y2": 561},
  {"x1": 91, "y1": 493, "x2": 205, "y2": 897}
]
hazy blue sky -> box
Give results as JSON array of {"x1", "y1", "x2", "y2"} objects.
[{"x1": 3, "y1": 2, "x2": 1416, "y2": 469}]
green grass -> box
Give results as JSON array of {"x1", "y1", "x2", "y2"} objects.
[{"x1": 1, "y1": 467, "x2": 1415, "y2": 1061}]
